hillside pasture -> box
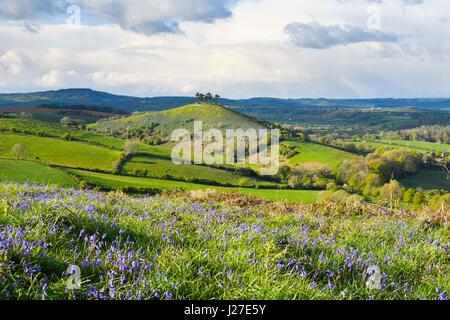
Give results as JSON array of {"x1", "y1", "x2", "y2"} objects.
[
  {"x1": 402, "y1": 169, "x2": 450, "y2": 191},
  {"x1": 285, "y1": 141, "x2": 356, "y2": 168},
  {"x1": 0, "y1": 106, "x2": 121, "y2": 123},
  {"x1": 0, "y1": 159, "x2": 76, "y2": 187},
  {"x1": 355, "y1": 140, "x2": 450, "y2": 153},
  {"x1": 122, "y1": 155, "x2": 274, "y2": 187},
  {"x1": 90, "y1": 104, "x2": 267, "y2": 139},
  {"x1": 68, "y1": 169, "x2": 318, "y2": 203},
  {"x1": 0, "y1": 133, "x2": 121, "y2": 171},
  {"x1": 0, "y1": 118, "x2": 125, "y2": 149}
]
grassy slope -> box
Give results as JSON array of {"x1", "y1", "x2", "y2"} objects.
[
  {"x1": 90, "y1": 104, "x2": 267, "y2": 136},
  {"x1": 0, "y1": 183, "x2": 448, "y2": 300},
  {"x1": 236, "y1": 188, "x2": 320, "y2": 203},
  {"x1": 0, "y1": 159, "x2": 76, "y2": 187},
  {"x1": 0, "y1": 120, "x2": 275, "y2": 189},
  {"x1": 123, "y1": 155, "x2": 273, "y2": 187},
  {"x1": 0, "y1": 118, "x2": 125, "y2": 149},
  {"x1": 0, "y1": 133, "x2": 121, "y2": 171},
  {"x1": 355, "y1": 140, "x2": 450, "y2": 153},
  {"x1": 402, "y1": 169, "x2": 450, "y2": 191},
  {"x1": 68, "y1": 169, "x2": 319, "y2": 203},
  {"x1": 285, "y1": 141, "x2": 356, "y2": 168}
]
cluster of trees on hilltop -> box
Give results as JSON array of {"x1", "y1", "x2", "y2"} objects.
[
  {"x1": 381, "y1": 125, "x2": 450, "y2": 144},
  {"x1": 195, "y1": 92, "x2": 221, "y2": 104}
]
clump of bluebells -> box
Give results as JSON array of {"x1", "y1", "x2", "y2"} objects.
[{"x1": 0, "y1": 182, "x2": 449, "y2": 300}]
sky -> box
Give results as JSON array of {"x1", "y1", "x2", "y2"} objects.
[{"x1": 0, "y1": 0, "x2": 449, "y2": 99}]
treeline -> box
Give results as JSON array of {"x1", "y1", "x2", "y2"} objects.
[
  {"x1": 275, "y1": 146, "x2": 449, "y2": 207},
  {"x1": 39, "y1": 104, "x2": 128, "y2": 115},
  {"x1": 326, "y1": 148, "x2": 448, "y2": 207},
  {"x1": 336, "y1": 148, "x2": 422, "y2": 194},
  {"x1": 381, "y1": 125, "x2": 450, "y2": 144}
]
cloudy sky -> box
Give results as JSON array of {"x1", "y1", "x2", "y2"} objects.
[{"x1": 0, "y1": 0, "x2": 449, "y2": 98}]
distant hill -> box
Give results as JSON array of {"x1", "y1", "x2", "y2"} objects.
[
  {"x1": 0, "y1": 88, "x2": 191, "y2": 112},
  {"x1": 1, "y1": 88, "x2": 450, "y2": 112},
  {"x1": 89, "y1": 103, "x2": 267, "y2": 142},
  {"x1": 2, "y1": 89, "x2": 450, "y2": 132}
]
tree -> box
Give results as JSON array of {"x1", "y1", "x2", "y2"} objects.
[
  {"x1": 338, "y1": 159, "x2": 369, "y2": 190},
  {"x1": 277, "y1": 165, "x2": 291, "y2": 183},
  {"x1": 63, "y1": 133, "x2": 73, "y2": 141},
  {"x1": 195, "y1": 92, "x2": 221, "y2": 104},
  {"x1": 195, "y1": 92, "x2": 204, "y2": 103},
  {"x1": 238, "y1": 178, "x2": 250, "y2": 187},
  {"x1": 19, "y1": 112, "x2": 33, "y2": 119},
  {"x1": 60, "y1": 116, "x2": 74, "y2": 126},
  {"x1": 363, "y1": 173, "x2": 382, "y2": 196},
  {"x1": 403, "y1": 188, "x2": 416, "y2": 203},
  {"x1": 367, "y1": 157, "x2": 401, "y2": 182},
  {"x1": 11, "y1": 143, "x2": 27, "y2": 160},
  {"x1": 413, "y1": 192, "x2": 425, "y2": 206},
  {"x1": 123, "y1": 140, "x2": 140, "y2": 156},
  {"x1": 380, "y1": 180, "x2": 403, "y2": 207}
]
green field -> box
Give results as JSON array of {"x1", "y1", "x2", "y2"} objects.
[
  {"x1": 235, "y1": 188, "x2": 320, "y2": 203},
  {"x1": 138, "y1": 143, "x2": 172, "y2": 157},
  {"x1": 355, "y1": 140, "x2": 450, "y2": 153},
  {"x1": 68, "y1": 169, "x2": 319, "y2": 203},
  {"x1": 0, "y1": 159, "x2": 76, "y2": 187},
  {"x1": 402, "y1": 169, "x2": 450, "y2": 191},
  {"x1": 69, "y1": 169, "x2": 208, "y2": 191},
  {"x1": 0, "y1": 118, "x2": 125, "y2": 149},
  {"x1": 285, "y1": 141, "x2": 356, "y2": 168},
  {"x1": 0, "y1": 133, "x2": 121, "y2": 171},
  {"x1": 122, "y1": 155, "x2": 273, "y2": 187}
]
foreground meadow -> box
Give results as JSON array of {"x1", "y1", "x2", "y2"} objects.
[{"x1": 0, "y1": 183, "x2": 449, "y2": 300}]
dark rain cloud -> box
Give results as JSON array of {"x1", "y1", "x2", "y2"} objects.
[{"x1": 0, "y1": 0, "x2": 237, "y2": 35}]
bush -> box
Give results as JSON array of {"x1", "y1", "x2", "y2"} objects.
[
  {"x1": 380, "y1": 180, "x2": 403, "y2": 206},
  {"x1": 326, "y1": 182, "x2": 338, "y2": 191},
  {"x1": 123, "y1": 140, "x2": 140, "y2": 156},
  {"x1": 413, "y1": 192, "x2": 425, "y2": 206},
  {"x1": 11, "y1": 143, "x2": 27, "y2": 160},
  {"x1": 238, "y1": 178, "x2": 251, "y2": 187},
  {"x1": 63, "y1": 133, "x2": 73, "y2": 141}
]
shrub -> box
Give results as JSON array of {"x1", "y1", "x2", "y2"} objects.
[
  {"x1": 413, "y1": 192, "x2": 425, "y2": 206},
  {"x1": 380, "y1": 180, "x2": 403, "y2": 206},
  {"x1": 63, "y1": 133, "x2": 73, "y2": 141},
  {"x1": 238, "y1": 178, "x2": 250, "y2": 187},
  {"x1": 11, "y1": 143, "x2": 27, "y2": 160},
  {"x1": 123, "y1": 140, "x2": 140, "y2": 156}
]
